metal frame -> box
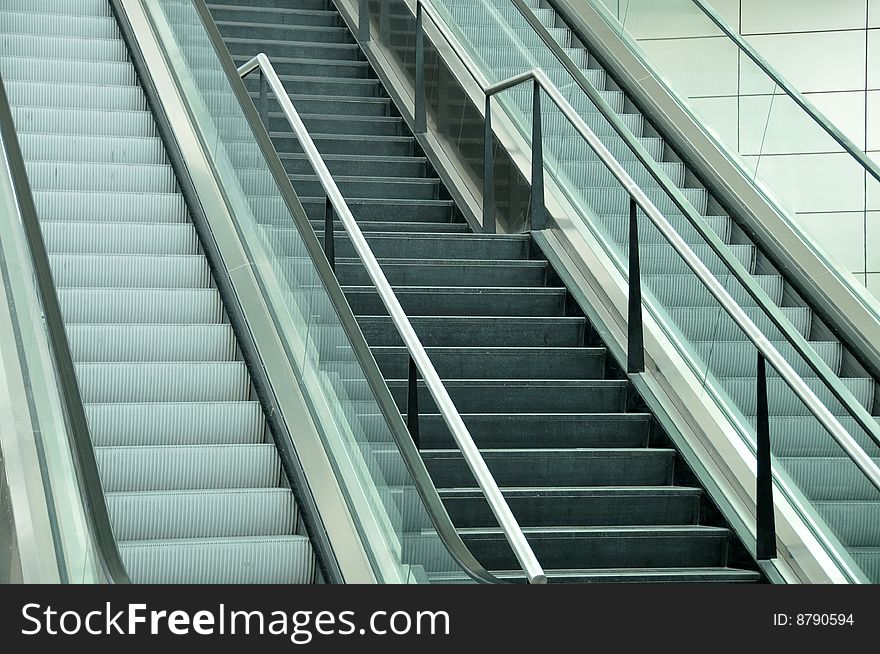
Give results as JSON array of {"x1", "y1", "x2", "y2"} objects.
[
  {"x1": 136, "y1": 0, "x2": 436, "y2": 583},
  {"x1": 480, "y1": 69, "x2": 547, "y2": 233},
  {"x1": 1, "y1": 145, "x2": 67, "y2": 583},
  {"x1": 501, "y1": 66, "x2": 880, "y2": 497},
  {"x1": 334, "y1": 0, "x2": 491, "y2": 233},
  {"x1": 240, "y1": 52, "x2": 545, "y2": 585}
]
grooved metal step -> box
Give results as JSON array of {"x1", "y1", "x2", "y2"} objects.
[
  {"x1": 19, "y1": 134, "x2": 165, "y2": 164},
  {"x1": 95, "y1": 444, "x2": 281, "y2": 493},
  {"x1": 85, "y1": 402, "x2": 265, "y2": 447},
  {"x1": 59, "y1": 288, "x2": 225, "y2": 323},
  {"x1": 119, "y1": 536, "x2": 315, "y2": 584},
  {"x1": 68, "y1": 325, "x2": 238, "y2": 362},
  {"x1": 108, "y1": 488, "x2": 296, "y2": 540},
  {"x1": 44, "y1": 223, "x2": 199, "y2": 255}
]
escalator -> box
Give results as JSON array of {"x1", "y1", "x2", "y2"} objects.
[
  {"x1": 0, "y1": 0, "x2": 318, "y2": 583},
  {"x1": 6, "y1": 0, "x2": 875, "y2": 585},
  {"x1": 205, "y1": 0, "x2": 761, "y2": 582}
]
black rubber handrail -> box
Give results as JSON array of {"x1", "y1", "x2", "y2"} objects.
[
  {"x1": 0, "y1": 75, "x2": 130, "y2": 584},
  {"x1": 189, "y1": 0, "x2": 504, "y2": 584}
]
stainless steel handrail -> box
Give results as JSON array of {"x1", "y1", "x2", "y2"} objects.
[
  {"x1": 238, "y1": 53, "x2": 547, "y2": 585},
  {"x1": 391, "y1": 0, "x2": 880, "y2": 497}
]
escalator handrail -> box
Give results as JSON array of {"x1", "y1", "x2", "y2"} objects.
[
  {"x1": 499, "y1": 0, "x2": 880, "y2": 454},
  {"x1": 0, "y1": 76, "x2": 130, "y2": 584},
  {"x1": 237, "y1": 52, "x2": 546, "y2": 586},
  {"x1": 403, "y1": 0, "x2": 880, "y2": 495}
]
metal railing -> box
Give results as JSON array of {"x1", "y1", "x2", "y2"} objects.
[
  {"x1": 503, "y1": 0, "x2": 880, "y2": 454},
  {"x1": 0, "y1": 74, "x2": 130, "y2": 584},
  {"x1": 238, "y1": 53, "x2": 546, "y2": 585},
  {"x1": 359, "y1": 0, "x2": 880, "y2": 564}
]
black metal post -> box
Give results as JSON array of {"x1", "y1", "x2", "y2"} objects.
[
  {"x1": 359, "y1": 0, "x2": 371, "y2": 42},
  {"x1": 258, "y1": 70, "x2": 269, "y2": 128},
  {"x1": 324, "y1": 196, "x2": 335, "y2": 272},
  {"x1": 530, "y1": 80, "x2": 546, "y2": 230},
  {"x1": 483, "y1": 95, "x2": 496, "y2": 234},
  {"x1": 414, "y1": 5, "x2": 426, "y2": 134},
  {"x1": 756, "y1": 352, "x2": 777, "y2": 560},
  {"x1": 407, "y1": 356, "x2": 420, "y2": 448},
  {"x1": 627, "y1": 197, "x2": 645, "y2": 374}
]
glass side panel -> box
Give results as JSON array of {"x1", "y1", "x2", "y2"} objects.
[
  {"x1": 0, "y1": 131, "x2": 101, "y2": 583},
  {"x1": 144, "y1": 0, "x2": 468, "y2": 583},
  {"x1": 368, "y1": 0, "x2": 532, "y2": 232},
  {"x1": 432, "y1": 0, "x2": 880, "y2": 582}
]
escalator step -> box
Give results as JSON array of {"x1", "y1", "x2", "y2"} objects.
[
  {"x1": 49, "y1": 254, "x2": 213, "y2": 288},
  {"x1": 86, "y1": 401, "x2": 265, "y2": 448},
  {"x1": 68, "y1": 325, "x2": 237, "y2": 362},
  {"x1": 95, "y1": 444, "x2": 281, "y2": 493},
  {"x1": 119, "y1": 536, "x2": 315, "y2": 584},
  {"x1": 108, "y1": 488, "x2": 296, "y2": 540},
  {"x1": 59, "y1": 288, "x2": 225, "y2": 324}
]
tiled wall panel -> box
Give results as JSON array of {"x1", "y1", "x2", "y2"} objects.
[
  {"x1": 626, "y1": 0, "x2": 879, "y2": 291},
  {"x1": 740, "y1": 0, "x2": 867, "y2": 34}
]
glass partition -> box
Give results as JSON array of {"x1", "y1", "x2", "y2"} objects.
[
  {"x1": 142, "y1": 0, "x2": 474, "y2": 583},
  {"x1": 368, "y1": 0, "x2": 532, "y2": 232},
  {"x1": 427, "y1": 0, "x2": 880, "y2": 582}
]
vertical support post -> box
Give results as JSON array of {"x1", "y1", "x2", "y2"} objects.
[
  {"x1": 258, "y1": 70, "x2": 269, "y2": 129},
  {"x1": 359, "y1": 0, "x2": 371, "y2": 42},
  {"x1": 530, "y1": 80, "x2": 546, "y2": 230},
  {"x1": 414, "y1": 5, "x2": 426, "y2": 134},
  {"x1": 324, "y1": 196, "x2": 335, "y2": 272},
  {"x1": 627, "y1": 197, "x2": 645, "y2": 374},
  {"x1": 407, "y1": 356, "x2": 420, "y2": 448},
  {"x1": 483, "y1": 95, "x2": 496, "y2": 234},
  {"x1": 756, "y1": 352, "x2": 777, "y2": 560}
]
